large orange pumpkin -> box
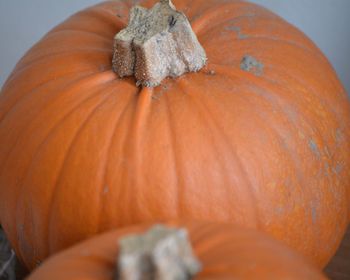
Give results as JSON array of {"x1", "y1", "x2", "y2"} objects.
[
  {"x1": 27, "y1": 221, "x2": 327, "y2": 280},
  {"x1": 0, "y1": 0, "x2": 349, "y2": 270}
]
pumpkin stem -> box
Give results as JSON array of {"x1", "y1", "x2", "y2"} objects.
[
  {"x1": 112, "y1": 0, "x2": 207, "y2": 87},
  {"x1": 115, "y1": 225, "x2": 202, "y2": 280}
]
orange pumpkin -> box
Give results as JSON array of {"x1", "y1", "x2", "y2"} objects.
[
  {"x1": 0, "y1": 0, "x2": 349, "y2": 270},
  {"x1": 27, "y1": 221, "x2": 327, "y2": 280}
]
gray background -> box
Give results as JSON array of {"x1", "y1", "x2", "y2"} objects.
[{"x1": 0, "y1": 0, "x2": 349, "y2": 95}]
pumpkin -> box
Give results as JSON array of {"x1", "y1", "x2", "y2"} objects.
[
  {"x1": 27, "y1": 221, "x2": 327, "y2": 280},
  {"x1": 0, "y1": 0, "x2": 349, "y2": 270}
]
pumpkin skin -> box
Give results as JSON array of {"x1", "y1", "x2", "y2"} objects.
[
  {"x1": 27, "y1": 221, "x2": 327, "y2": 280},
  {"x1": 0, "y1": 0, "x2": 349, "y2": 270}
]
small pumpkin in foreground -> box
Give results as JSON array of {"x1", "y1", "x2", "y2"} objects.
[
  {"x1": 27, "y1": 221, "x2": 327, "y2": 280},
  {"x1": 0, "y1": 0, "x2": 349, "y2": 270}
]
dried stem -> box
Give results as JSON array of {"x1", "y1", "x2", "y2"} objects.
[
  {"x1": 112, "y1": 0, "x2": 207, "y2": 87},
  {"x1": 115, "y1": 225, "x2": 201, "y2": 280}
]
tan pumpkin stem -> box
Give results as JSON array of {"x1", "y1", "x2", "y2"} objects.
[
  {"x1": 115, "y1": 225, "x2": 202, "y2": 280},
  {"x1": 112, "y1": 0, "x2": 207, "y2": 87}
]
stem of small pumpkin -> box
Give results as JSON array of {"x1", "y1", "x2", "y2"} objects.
[
  {"x1": 112, "y1": 0, "x2": 207, "y2": 87},
  {"x1": 115, "y1": 225, "x2": 202, "y2": 280}
]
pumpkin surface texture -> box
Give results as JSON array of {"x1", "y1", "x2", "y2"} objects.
[
  {"x1": 0, "y1": 0, "x2": 349, "y2": 270},
  {"x1": 27, "y1": 221, "x2": 328, "y2": 280}
]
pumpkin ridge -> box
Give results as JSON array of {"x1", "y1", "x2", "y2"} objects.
[
  {"x1": 202, "y1": 36, "x2": 321, "y2": 67},
  {"x1": 101, "y1": 99, "x2": 142, "y2": 229},
  {"x1": 14, "y1": 49, "x2": 112, "y2": 75},
  {"x1": 237, "y1": 36, "x2": 320, "y2": 59},
  {"x1": 0, "y1": 68, "x2": 110, "y2": 126},
  {"x1": 176, "y1": 79, "x2": 238, "y2": 220},
  {"x1": 254, "y1": 65, "x2": 349, "y2": 216},
  {"x1": 164, "y1": 92, "x2": 181, "y2": 218},
  {"x1": 49, "y1": 25, "x2": 123, "y2": 44},
  {"x1": 190, "y1": 72, "x2": 304, "y2": 228},
  {"x1": 0, "y1": 74, "x2": 90, "y2": 176},
  {"x1": 200, "y1": 13, "x2": 307, "y2": 46},
  {"x1": 206, "y1": 65, "x2": 347, "y2": 265},
  {"x1": 261, "y1": 45, "x2": 342, "y2": 115},
  {"x1": 213, "y1": 67, "x2": 306, "y2": 163},
  {"x1": 53, "y1": 7, "x2": 125, "y2": 39},
  {"x1": 190, "y1": 223, "x2": 231, "y2": 255},
  {"x1": 43, "y1": 28, "x2": 112, "y2": 44},
  {"x1": 215, "y1": 64, "x2": 331, "y2": 157},
  {"x1": 0, "y1": 77, "x2": 111, "y2": 259},
  {"x1": 213, "y1": 64, "x2": 340, "y2": 175},
  {"x1": 47, "y1": 25, "x2": 109, "y2": 41},
  {"x1": 191, "y1": 1, "x2": 257, "y2": 35},
  {"x1": 43, "y1": 91, "x2": 117, "y2": 259},
  {"x1": 93, "y1": 6, "x2": 129, "y2": 25},
  {"x1": 0, "y1": 71, "x2": 115, "y2": 172},
  {"x1": 124, "y1": 87, "x2": 153, "y2": 222},
  {"x1": 202, "y1": 33, "x2": 324, "y2": 69},
  {"x1": 267, "y1": 66, "x2": 341, "y2": 122},
  {"x1": 261, "y1": 65, "x2": 347, "y2": 165},
  {"x1": 16, "y1": 26, "x2": 115, "y2": 71},
  {"x1": 193, "y1": 232, "x2": 242, "y2": 259},
  {"x1": 6, "y1": 86, "x2": 112, "y2": 266},
  {"x1": 15, "y1": 82, "x2": 122, "y2": 266},
  {"x1": 200, "y1": 11, "x2": 320, "y2": 53},
  {"x1": 129, "y1": 87, "x2": 154, "y2": 221},
  {"x1": 212, "y1": 63, "x2": 344, "y2": 143},
  {"x1": 0, "y1": 69, "x2": 97, "y2": 124},
  {"x1": 256, "y1": 37, "x2": 325, "y2": 62},
  {"x1": 97, "y1": 90, "x2": 142, "y2": 231},
  {"x1": 42, "y1": 29, "x2": 113, "y2": 44},
  {"x1": 96, "y1": 89, "x2": 138, "y2": 234},
  {"x1": 7, "y1": 51, "x2": 111, "y2": 91},
  {"x1": 190, "y1": 223, "x2": 220, "y2": 247},
  {"x1": 262, "y1": 64, "x2": 349, "y2": 155},
  {"x1": 177, "y1": 78, "x2": 260, "y2": 226},
  {"x1": 210, "y1": 65, "x2": 307, "y2": 174},
  {"x1": 243, "y1": 66, "x2": 348, "y2": 261},
  {"x1": 266, "y1": 64, "x2": 350, "y2": 141},
  {"x1": 230, "y1": 77, "x2": 316, "y2": 253},
  {"x1": 264, "y1": 66, "x2": 344, "y2": 165}
]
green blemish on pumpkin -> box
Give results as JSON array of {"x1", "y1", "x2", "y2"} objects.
[
  {"x1": 332, "y1": 163, "x2": 343, "y2": 174},
  {"x1": 225, "y1": 25, "x2": 249, "y2": 39},
  {"x1": 308, "y1": 139, "x2": 321, "y2": 158},
  {"x1": 275, "y1": 206, "x2": 284, "y2": 215},
  {"x1": 335, "y1": 128, "x2": 343, "y2": 143},
  {"x1": 103, "y1": 185, "x2": 109, "y2": 194},
  {"x1": 240, "y1": 55, "x2": 264, "y2": 76},
  {"x1": 311, "y1": 207, "x2": 317, "y2": 224},
  {"x1": 324, "y1": 162, "x2": 330, "y2": 177}
]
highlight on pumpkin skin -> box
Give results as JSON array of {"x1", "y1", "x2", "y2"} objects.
[
  {"x1": 112, "y1": 0, "x2": 207, "y2": 87},
  {"x1": 27, "y1": 221, "x2": 327, "y2": 280}
]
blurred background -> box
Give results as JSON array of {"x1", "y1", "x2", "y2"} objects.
[{"x1": 0, "y1": 0, "x2": 350, "y2": 95}]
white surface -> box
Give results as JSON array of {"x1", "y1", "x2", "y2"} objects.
[{"x1": 0, "y1": 0, "x2": 349, "y2": 94}]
